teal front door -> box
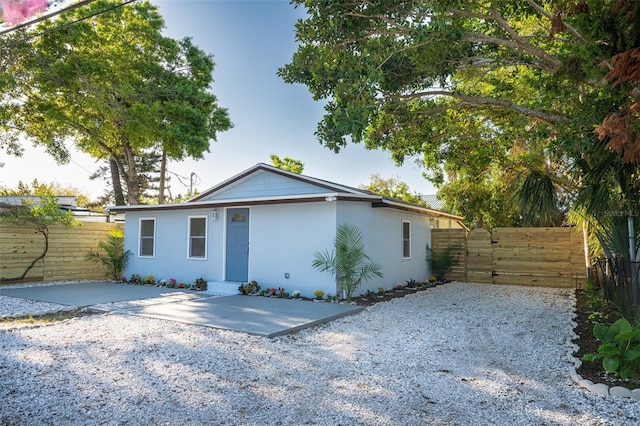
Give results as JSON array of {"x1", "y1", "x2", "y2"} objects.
[{"x1": 225, "y1": 208, "x2": 249, "y2": 282}]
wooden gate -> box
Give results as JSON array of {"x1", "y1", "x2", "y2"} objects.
[
  {"x1": 433, "y1": 227, "x2": 587, "y2": 288},
  {"x1": 466, "y1": 228, "x2": 493, "y2": 284}
]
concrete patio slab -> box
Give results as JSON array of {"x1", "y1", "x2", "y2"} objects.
[
  {"x1": 124, "y1": 295, "x2": 364, "y2": 338},
  {"x1": 0, "y1": 282, "x2": 364, "y2": 337},
  {"x1": 0, "y1": 282, "x2": 188, "y2": 306}
]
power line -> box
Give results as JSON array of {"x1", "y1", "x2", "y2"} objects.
[
  {"x1": 0, "y1": 0, "x2": 100, "y2": 36},
  {"x1": 0, "y1": 0, "x2": 139, "y2": 40}
]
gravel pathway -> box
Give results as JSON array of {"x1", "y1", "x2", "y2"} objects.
[{"x1": 1, "y1": 282, "x2": 638, "y2": 425}]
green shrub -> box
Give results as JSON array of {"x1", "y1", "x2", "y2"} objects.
[
  {"x1": 583, "y1": 318, "x2": 640, "y2": 380},
  {"x1": 583, "y1": 280, "x2": 623, "y2": 324},
  {"x1": 426, "y1": 244, "x2": 459, "y2": 280},
  {"x1": 312, "y1": 224, "x2": 383, "y2": 302},
  {"x1": 86, "y1": 229, "x2": 131, "y2": 281}
]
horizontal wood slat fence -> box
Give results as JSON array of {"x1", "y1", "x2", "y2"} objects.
[
  {"x1": 432, "y1": 227, "x2": 587, "y2": 288},
  {"x1": 1, "y1": 222, "x2": 122, "y2": 283}
]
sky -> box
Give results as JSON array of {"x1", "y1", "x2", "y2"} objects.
[{"x1": 0, "y1": 0, "x2": 436, "y2": 201}]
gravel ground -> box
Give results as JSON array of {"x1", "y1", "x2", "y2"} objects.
[{"x1": 0, "y1": 282, "x2": 638, "y2": 426}]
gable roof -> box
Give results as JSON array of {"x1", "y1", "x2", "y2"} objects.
[
  {"x1": 107, "y1": 163, "x2": 464, "y2": 224},
  {"x1": 188, "y1": 163, "x2": 369, "y2": 201}
]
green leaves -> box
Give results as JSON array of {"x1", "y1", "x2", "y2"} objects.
[
  {"x1": 312, "y1": 224, "x2": 384, "y2": 302},
  {"x1": 427, "y1": 244, "x2": 460, "y2": 280},
  {"x1": 583, "y1": 318, "x2": 640, "y2": 380},
  {"x1": 1, "y1": 1, "x2": 231, "y2": 205},
  {"x1": 359, "y1": 174, "x2": 425, "y2": 206},
  {"x1": 1, "y1": 195, "x2": 80, "y2": 229},
  {"x1": 86, "y1": 229, "x2": 131, "y2": 281},
  {"x1": 282, "y1": 0, "x2": 640, "y2": 230},
  {"x1": 270, "y1": 155, "x2": 304, "y2": 174}
]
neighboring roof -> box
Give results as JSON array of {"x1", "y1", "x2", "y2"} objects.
[
  {"x1": 0, "y1": 195, "x2": 78, "y2": 207},
  {"x1": 0, "y1": 196, "x2": 118, "y2": 223},
  {"x1": 107, "y1": 163, "x2": 464, "y2": 223},
  {"x1": 422, "y1": 195, "x2": 446, "y2": 211}
]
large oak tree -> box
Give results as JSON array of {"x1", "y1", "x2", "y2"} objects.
[
  {"x1": 280, "y1": 0, "x2": 640, "y2": 233},
  {"x1": 0, "y1": 0, "x2": 231, "y2": 205}
]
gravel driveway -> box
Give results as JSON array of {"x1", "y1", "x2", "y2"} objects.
[{"x1": 1, "y1": 282, "x2": 638, "y2": 425}]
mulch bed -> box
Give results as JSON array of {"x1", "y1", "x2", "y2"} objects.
[
  {"x1": 573, "y1": 288, "x2": 639, "y2": 391},
  {"x1": 350, "y1": 282, "x2": 442, "y2": 306}
]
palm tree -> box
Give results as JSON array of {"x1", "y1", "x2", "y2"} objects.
[
  {"x1": 513, "y1": 169, "x2": 564, "y2": 227},
  {"x1": 570, "y1": 141, "x2": 640, "y2": 319},
  {"x1": 312, "y1": 224, "x2": 384, "y2": 302},
  {"x1": 86, "y1": 229, "x2": 131, "y2": 281}
]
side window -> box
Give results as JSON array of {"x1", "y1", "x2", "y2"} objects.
[
  {"x1": 188, "y1": 216, "x2": 207, "y2": 259},
  {"x1": 139, "y1": 218, "x2": 155, "y2": 257},
  {"x1": 402, "y1": 220, "x2": 411, "y2": 259}
]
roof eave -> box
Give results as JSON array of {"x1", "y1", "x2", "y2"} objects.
[
  {"x1": 373, "y1": 198, "x2": 464, "y2": 220},
  {"x1": 106, "y1": 192, "x2": 380, "y2": 213}
]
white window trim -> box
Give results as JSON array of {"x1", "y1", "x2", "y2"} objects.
[
  {"x1": 402, "y1": 220, "x2": 411, "y2": 259},
  {"x1": 187, "y1": 215, "x2": 208, "y2": 260},
  {"x1": 139, "y1": 217, "x2": 156, "y2": 258}
]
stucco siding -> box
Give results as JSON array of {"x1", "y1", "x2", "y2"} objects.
[
  {"x1": 122, "y1": 200, "x2": 433, "y2": 295},
  {"x1": 247, "y1": 201, "x2": 338, "y2": 297},
  {"x1": 336, "y1": 201, "x2": 432, "y2": 295},
  {"x1": 201, "y1": 170, "x2": 328, "y2": 201},
  {"x1": 123, "y1": 209, "x2": 225, "y2": 284}
]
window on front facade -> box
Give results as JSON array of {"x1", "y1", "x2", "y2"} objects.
[
  {"x1": 402, "y1": 221, "x2": 411, "y2": 259},
  {"x1": 188, "y1": 216, "x2": 207, "y2": 259},
  {"x1": 139, "y1": 218, "x2": 155, "y2": 257}
]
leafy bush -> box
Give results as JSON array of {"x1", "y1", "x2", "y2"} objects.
[
  {"x1": 583, "y1": 318, "x2": 640, "y2": 380},
  {"x1": 195, "y1": 277, "x2": 207, "y2": 291},
  {"x1": 426, "y1": 244, "x2": 459, "y2": 280},
  {"x1": 583, "y1": 280, "x2": 621, "y2": 324}
]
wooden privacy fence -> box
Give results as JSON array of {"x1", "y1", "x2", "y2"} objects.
[
  {"x1": 1, "y1": 222, "x2": 122, "y2": 283},
  {"x1": 431, "y1": 227, "x2": 587, "y2": 288}
]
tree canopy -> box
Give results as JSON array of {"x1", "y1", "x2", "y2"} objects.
[
  {"x1": 0, "y1": 0, "x2": 231, "y2": 205},
  {"x1": 359, "y1": 173, "x2": 426, "y2": 206},
  {"x1": 280, "y1": 0, "x2": 640, "y2": 234},
  {"x1": 270, "y1": 154, "x2": 305, "y2": 174}
]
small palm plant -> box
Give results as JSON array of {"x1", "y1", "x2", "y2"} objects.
[
  {"x1": 87, "y1": 229, "x2": 131, "y2": 281},
  {"x1": 312, "y1": 224, "x2": 384, "y2": 302}
]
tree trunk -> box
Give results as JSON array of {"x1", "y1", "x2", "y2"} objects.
[
  {"x1": 109, "y1": 157, "x2": 126, "y2": 206},
  {"x1": 0, "y1": 227, "x2": 48, "y2": 283},
  {"x1": 122, "y1": 144, "x2": 141, "y2": 205},
  {"x1": 158, "y1": 149, "x2": 166, "y2": 204},
  {"x1": 582, "y1": 223, "x2": 592, "y2": 280}
]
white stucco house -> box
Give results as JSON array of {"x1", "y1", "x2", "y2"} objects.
[{"x1": 108, "y1": 163, "x2": 465, "y2": 298}]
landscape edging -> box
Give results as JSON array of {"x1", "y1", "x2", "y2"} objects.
[{"x1": 568, "y1": 293, "x2": 640, "y2": 400}]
